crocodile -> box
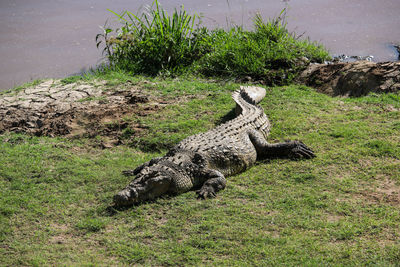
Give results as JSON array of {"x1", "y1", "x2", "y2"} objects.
[{"x1": 114, "y1": 86, "x2": 315, "y2": 207}]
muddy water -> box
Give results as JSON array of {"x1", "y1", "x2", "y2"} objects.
[{"x1": 1, "y1": 0, "x2": 399, "y2": 90}]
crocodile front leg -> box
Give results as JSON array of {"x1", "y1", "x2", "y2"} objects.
[
  {"x1": 248, "y1": 130, "x2": 315, "y2": 159},
  {"x1": 196, "y1": 169, "x2": 227, "y2": 199}
]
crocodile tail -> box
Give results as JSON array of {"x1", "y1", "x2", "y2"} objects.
[{"x1": 233, "y1": 86, "x2": 266, "y2": 116}]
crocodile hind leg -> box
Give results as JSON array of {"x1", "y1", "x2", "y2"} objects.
[
  {"x1": 248, "y1": 130, "x2": 315, "y2": 159},
  {"x1": 196, "y1": 169, "x2": 227, "y2": 199}
]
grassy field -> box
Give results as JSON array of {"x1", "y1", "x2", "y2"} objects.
[{"x1": 0, "y1": 76, "x2": 399, "y2": 266}]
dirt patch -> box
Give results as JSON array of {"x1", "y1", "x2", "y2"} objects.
[
  {"x1": 298, "y1": 61, "x2": 400, "y2": 96},
  {"x1": 326, "y1": 214, "x2": 343, "y2": 223},
  {"x1": 50, "y1": 223, "x2": 73, "y2": 245},
  {"x1": 0, "y1": 80, "x2": 159, "y2": 147},
  {"x1": 359, "y1": 179, "x2": 400, "y2": 206}
]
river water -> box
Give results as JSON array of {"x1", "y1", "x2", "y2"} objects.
[{"x1": 1, "y1": 0, "x2": 399, "y2": 90}]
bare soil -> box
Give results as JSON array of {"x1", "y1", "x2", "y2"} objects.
[
  {"x1": 0, "y1": 80, "x2": 157, "y2": 147},
  {"x1": 360, "y1": 178, "x2": 400, "y2": 206}
]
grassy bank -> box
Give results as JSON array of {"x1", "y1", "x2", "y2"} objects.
[
  {"x1": 1, "y1": 75, "x2": 399, "y2": 265},
  {"x1": 96, "y1": 1, "x2": 330, "y2": 84},
  {"x1": 1, "y1": 1, "x2": 398, "y2": 265}
]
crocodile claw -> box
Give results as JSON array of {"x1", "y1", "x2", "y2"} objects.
[
  {"x1": 196, "y1": 187, "x2": 217, "y2": 200},
  {"x1": 291, "y1": 141, "x2": 316, "y2": 159}
]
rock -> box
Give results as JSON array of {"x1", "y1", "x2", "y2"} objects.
[
  {"x1": 393, "y1": 43, "x2": 400, "y2": 60},
  {"x1": 2, "y1": 96, "x2": 17, "y2": 103},
  {"x1": 298, "y1": 61, "x2": 400, "y2": 96}
]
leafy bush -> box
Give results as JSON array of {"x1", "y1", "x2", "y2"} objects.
[{"x1": 97, "y1": 2, "x2": 330, "y2": 84}]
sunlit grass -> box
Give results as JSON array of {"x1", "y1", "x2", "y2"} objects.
[{"x1": 1, "y1": 78, "x2": 399, "y2": 265}]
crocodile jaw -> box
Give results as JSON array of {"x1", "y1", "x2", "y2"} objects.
[{"x1": 113, "y1": 187, "x2": 138, "y2": 207}]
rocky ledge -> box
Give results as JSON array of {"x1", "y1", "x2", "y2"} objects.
[{"x1": 298, "y1": 61, "x2": 400, "y2": 96}]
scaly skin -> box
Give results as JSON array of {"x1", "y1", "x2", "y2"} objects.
[{"x1": 114, "y1": 86, "x2": 315, "y2": 206}]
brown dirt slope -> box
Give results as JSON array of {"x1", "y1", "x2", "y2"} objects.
[{"x1": 0, "y1": 80, "x2": 153, "y2": 147}]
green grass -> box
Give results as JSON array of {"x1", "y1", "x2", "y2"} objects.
[
  {"x1": 97, "y1": 1, "x2": 330, "y2": 83},
  {"x1": 1, "y1": 77, "x2": 399, "y2": 265},
  {"x1": 60, "y1": 75, "x2": 84, "y2": 85}
]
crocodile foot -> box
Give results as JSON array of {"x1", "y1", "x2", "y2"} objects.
[
  {"x1": 289, "y1": 141, "x2": 315, "y2": 159},
  {"x1": 196, "y1": 172, "x2": 227, "y2": 200},
  {"x1": 196, "y1": 186, "x2": 217, "y2": 199}
]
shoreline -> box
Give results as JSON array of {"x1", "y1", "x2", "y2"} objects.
[{"x1": 2, "y1": 0, "x2": 400, "y2": 90}]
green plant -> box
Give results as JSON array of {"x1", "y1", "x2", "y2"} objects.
[
  {"x1": 96, "y1": 0, "x2": 205, "y2": 75},
  {"x1": 76, "y1": 217, "x2": 107, "y2": 233},
  {"x1": 196, "y1": 12, "x2": 330, "y2": 84},
  {"x1": 61, "y1": 75, "x2": 84, "y2": 85},
  {"x1": 96, "y1": 3, "x2": 330, "y2": 84}
]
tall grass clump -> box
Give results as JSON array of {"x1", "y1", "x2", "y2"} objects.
[
  {"x1": 97, "y1": 2, "x2": 330, "y2": 84},
  {"x1": 96, "y1": 0, "x2": 208, "y2": 75},
  {"x1": 196, "y1": 11, "x2": 330, "y2": 84}
]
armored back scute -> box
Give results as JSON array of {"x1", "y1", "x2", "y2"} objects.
[{"x1": 114, "y1": 85, "x2": 315, "y2": 207}]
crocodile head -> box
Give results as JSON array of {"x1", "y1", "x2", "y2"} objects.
[{"x1": 113, "y1": 165, "x2": 173, "y2": 207}]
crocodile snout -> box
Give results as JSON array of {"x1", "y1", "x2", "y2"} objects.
[{"x1": 113, "y1": 188, "x2": 138, "y2": 207}]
